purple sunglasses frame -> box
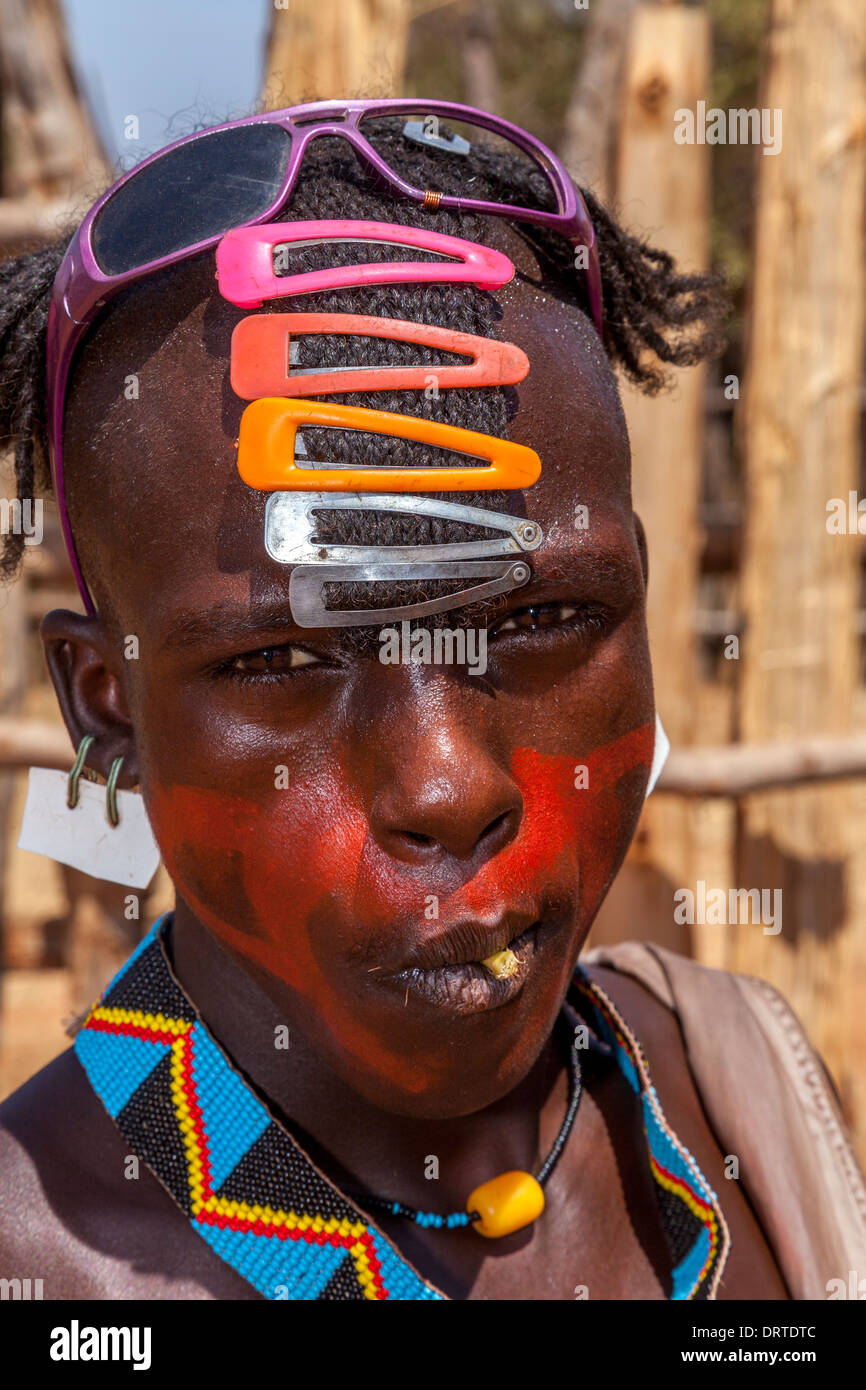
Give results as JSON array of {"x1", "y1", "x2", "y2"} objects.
[{"x1": 45, "y1": 97, "x2": 603, "y2": 613}]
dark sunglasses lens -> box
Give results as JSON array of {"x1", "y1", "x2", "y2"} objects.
[
  {"x1": 359, "y1": 112, "x2": 555, "y2": 213},
  {"x1": 91, "y1": 124, "x2": 292, "y2": 276}
]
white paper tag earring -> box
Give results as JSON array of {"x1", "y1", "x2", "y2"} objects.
[
  {"x1": 645, "y1": 713, "x2": 670, "y2": 797},
  {"x1": 18, "y1": 736, "x2": 160, "y2": 889}
]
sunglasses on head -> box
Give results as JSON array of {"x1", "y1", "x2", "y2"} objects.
[{"x1": 46, "y1": 98, "x2": 603, "y2": 612}]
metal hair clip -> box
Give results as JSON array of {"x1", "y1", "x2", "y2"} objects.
[
  {"x1": 264, "y1": 492, "x2": 543, "y2": 566},
  {"x1": 238, "y1": 398, "x2": 541, "y2": 493},
  {"x1": 230, "y1": 313, "x2": 529, "y2": 399},
  {"x1": 216, "y1": 220, "x2": 514, "y2": 308},
  {"x1": 402, "y1": 118, "x2": 471, "y2": 155},
  {"x1": 289, "y1": 560, "x2": 531, "y2": 628}
]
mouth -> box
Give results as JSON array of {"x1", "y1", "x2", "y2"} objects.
[{"x1": 388, "y1": 921, "x2": 542, "y2": 1015}]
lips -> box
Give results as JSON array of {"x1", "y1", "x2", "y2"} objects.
[
  {"x1": 386, "y1": 910, "x2": 539, "y2": 974},
  {"x1": 387, "y1": 921, "x2": 540, "y2": 1015}
]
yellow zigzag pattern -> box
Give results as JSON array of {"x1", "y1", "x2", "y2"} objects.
[{"x1": 88, "y1": 1004, "x2": 380, "y2": 1298}]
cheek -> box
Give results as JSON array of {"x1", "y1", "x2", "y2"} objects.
[
  {"x1": 146, "y1": 772, "x2": 427, "y2": 1089},
  {"x1": 146, "y1": 769, "x2": 368, "y2": 990},
  {"x1": 515, "y1": 719, "x2": 654, "y2": 911},
  {"x1": 453, "y1": 720, "x2": 654, "y2": 921}
]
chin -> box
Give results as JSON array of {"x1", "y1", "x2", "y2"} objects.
[{"x1": 330, "y1": 991, "x2": 563, "y2": 1121}]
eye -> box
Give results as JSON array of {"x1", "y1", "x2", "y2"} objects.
[
  {"x1": 491, "y1": 603, "x2": 580, "y2": 635},
  {"x1": 227, "y1": 643, "x2": 323, "y2": 678}
]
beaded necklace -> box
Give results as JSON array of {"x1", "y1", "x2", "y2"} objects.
[
  {"x1": 74, "y1": 915, "x2": 730, "y2": 1300},
  {"x1": 356, "y1": 1012, "x2": 599, "y2": 1236}
]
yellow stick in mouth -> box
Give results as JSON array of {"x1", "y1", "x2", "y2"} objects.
[{"x1": 481, "y1": 948, "x2": 519, "y2": 980}]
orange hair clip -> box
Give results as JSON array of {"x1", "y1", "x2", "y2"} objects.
[
  {"x1": 230, "y1": 313, "x2": 530, "y2": 399},
  {"x1": 237, "y1": 399, "x2": 541, "y2": 493}
]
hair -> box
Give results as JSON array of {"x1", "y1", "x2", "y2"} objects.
[{"x1": 0, "y1": 118, "x2": 728, "y2": 633}]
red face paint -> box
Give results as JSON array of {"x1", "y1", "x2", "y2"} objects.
[
  {"x1": 147, "y1": 771, "x2": 424, "y2": 1088},
  {"x1": 510, "y1": 719, "x2": 655, "y2": 915},
  {"x1": 147, "y1": 719, "x2": 654, "y2": 1104}
]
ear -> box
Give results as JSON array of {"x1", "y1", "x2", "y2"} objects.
[
  {"x1": 40, "y1": 609, "x2": 139, "y2": 787},
  {"x1": 633, "y1": 511, "x2": 649, "y2": 588}
]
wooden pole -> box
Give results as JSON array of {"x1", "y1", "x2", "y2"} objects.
[
  {"x1": 0, "y1": 550, "x2": 27, "y2": 1000},
  {"x1": 261, "y1": 0, "x2": 411, "y2": 108},
  {"x1": 0, "y1": 196, "x2": 84, "y2": 249},
  {"x1": 463, "y1": 0, "x2": 499, "y2": 116},
  {"x1": 0, "y1": 1, "x2": 110, "y2": 1008},
  {"x1": 658, "y1": 736, "x2": 866, "y2": 796},
  {"x1": 560, "y1": 0, "x2": 640, "y2": 203},
  {"x1": 6, "y1": 715, "x2": 866, "y2": 794},
  {"x1": 592, "y1": 2, "x2": 714, "y2": 955},
  {"x1": 0, "y1": 717, "x2": 73, "y2": 770},
  {"x1": 736, "y1": 0, "x2": 866, "y2": 1141},
  {"x1": 0, "y1": 0, "x2": 108, "y2": 202}
]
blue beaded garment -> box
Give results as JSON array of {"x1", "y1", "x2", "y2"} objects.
[{"x1": 74, "y1": 915, "x2": 729, "y2": 1300}]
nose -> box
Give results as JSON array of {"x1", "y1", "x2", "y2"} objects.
[{"x1": 366, "y1": 681, "x2": 523, "y2": 868}]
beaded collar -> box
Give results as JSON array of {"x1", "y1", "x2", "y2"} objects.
[{"x1": 74, "y1": 915, "x2": 729, "y2": 1300}]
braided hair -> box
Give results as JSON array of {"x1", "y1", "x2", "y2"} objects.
[{"x1": 0, "y1": 120, "x2": 728, "y2": 597}]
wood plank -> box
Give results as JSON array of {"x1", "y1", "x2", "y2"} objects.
[
  {"x1": 560, "y1": 0, "x2": 640, "y2": 202},
  {"x1": 736, "y1": 0, "x2": 866, "y2": 1147},
  {"x1": 262, "y1": 0, "x2": 411, "y2": 107},
  {"x1": 658, "y1": 734, "x2": 866, "y2": 795},
  {"x1": 0, "y1": 0, "x2": 108, "y2": 201},
  {"x1": 593, "y1": 3, "x2": 711, "y2": 953}
]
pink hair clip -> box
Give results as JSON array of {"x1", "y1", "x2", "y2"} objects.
[{"x1": 215, "y1": 220, "x2": 515, "y2": 309}]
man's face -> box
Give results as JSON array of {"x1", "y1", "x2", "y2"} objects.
[{"x1": 59, "y1": 259, "x2": 654, "y2": 1119}]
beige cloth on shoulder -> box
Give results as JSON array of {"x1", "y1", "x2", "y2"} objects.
[{"x1": 583, "y1": 941, "x2": 866, "y2": 1300}]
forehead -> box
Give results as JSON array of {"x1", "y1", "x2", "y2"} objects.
[{"x1": 63, "y1": 257, "x2": 633, "y2": 631}]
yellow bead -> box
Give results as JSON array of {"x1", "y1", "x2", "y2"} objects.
[{"x1": 467, "y1": 1170, "x2": 545, "y2": 1238}]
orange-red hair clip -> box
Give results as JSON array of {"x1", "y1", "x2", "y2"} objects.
[
  {"x1": 230, "y1": 313, "x2": 529, "y2": 399},
  {"x1": 237, "y1": 399, "x2": 541, "y2": 494}
]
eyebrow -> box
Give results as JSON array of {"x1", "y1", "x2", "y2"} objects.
[
  {"x1": 159, "y1": 597, "x2": 302, "y2": 654},
  {"x1": 159, "y1": 544, "x2": 639, "y2": 655}
]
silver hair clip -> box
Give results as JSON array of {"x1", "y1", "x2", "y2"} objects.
[
  {"x1": 402, "y1": 118, "x2": 471, "y2": 156},
  {"x1": 289, "y1": 560, "x2": 531, "y2": 628},
  {"x1": 265, "y1": 492, "x2": 543, "y2": 567}
]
